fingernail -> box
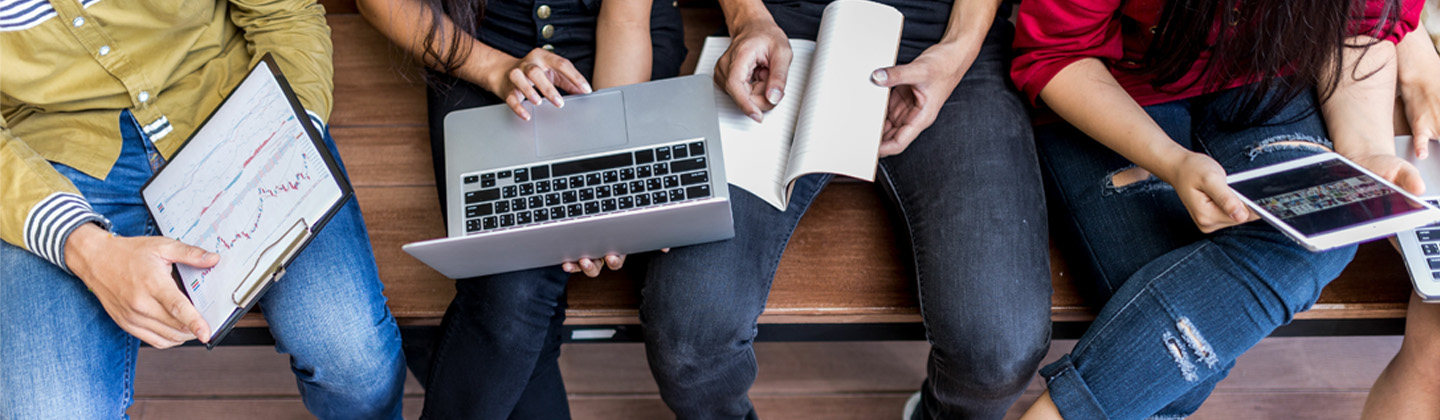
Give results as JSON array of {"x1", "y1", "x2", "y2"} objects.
[
  {"x1": 584, "y1": 83, "x2": 594, "y2": 94},
  {"x1": 871, "y1": 69, "x2": 888, "y2": 84},
  {"x1": 580, "y1": 259, "x2": 592, "y2": 270},
  {"x1": 767, "y1": 88, "x2": 782, "y2": 105},
  {"x1": 749, "y1": 112, "x2": 763, "y2": 123}
]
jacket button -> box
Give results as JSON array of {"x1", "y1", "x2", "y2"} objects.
[
  {"x1": 541, "y1": 24, "x2": 555, "y2": 39},
  {"x1": 99, "y1": 45, "x2": 111, "y2": 56},
  {"x1": 72, "y1": 16, "x2": 86, "y2": 27},
  {"x1": 537, "y1": 5, "x2": 551, "y2": 19},
  {"x1": 138, "y1": 91, "x2": 151, "y2": 103},
  {"x1": 542, "y1": 44, "x2": 555, "y2": 52}
]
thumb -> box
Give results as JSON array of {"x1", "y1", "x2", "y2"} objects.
[
  {"x1": 1415, "y1": 132, "x2": 1432, "y2": 160},
  {"x1": 1207, "y1": 184, "x2": 1252, "y2": 223},
  {"x1": 1397, "y1": 165, "x2": 1427, "y2": 195},
  {"x1": 871, "y1": 64, "x2": 920, "y2": 88},
  {"x1": 163, "y1": 241, "x2": 220, "y2": 268}
]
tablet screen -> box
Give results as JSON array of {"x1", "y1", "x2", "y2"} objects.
[{"x1": 1231, "y1": 158, "x2": 1424, "y2": 236}]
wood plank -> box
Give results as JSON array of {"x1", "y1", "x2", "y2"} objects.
[
  {"x1": 329, "y1": 16, "x2": 428, "y2": 128},
  {"x1": 332, "y1": 125, "x2": 433, "y2": 188},
  {"x1": 127, "y1": 397, "x2": 424, "y2": 420},
  {"x1": 132, "y1": 346, "x2": 425, "y2": 398}
]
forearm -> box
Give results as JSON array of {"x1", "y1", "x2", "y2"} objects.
[
  {"x1": 1040, "y1": 58, "x2": 1190, "y2": 181},
  {"x1": 1327, "y1": 36, "x2": 1399, "y2": 158},
  {"x1": 929, "y1": 0, "x2": 1002, "y2": 63},
  {"x1": 230, "y1": 0, "x2": 334, "y2": 119},
  {"x1": 1398, "y1": 22, "x2": 1440, "y2": 94},
  {"x1": 717, "y1": 0, "x2": 775, "y2": 32},
  {"x1": 592, "y1": 0, "x2": 653, "y2": 89},
  {"x1": 356, "y1": 0, "x2": 516, "y2": 90}
]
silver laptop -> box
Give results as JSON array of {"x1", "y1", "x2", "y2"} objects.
[
  {"x1": 1394, "y1": 135, "x2": 1440, "y2": 301},
  {"x1": 402, "y1": 75, "x2": 734, "y2": 278}
]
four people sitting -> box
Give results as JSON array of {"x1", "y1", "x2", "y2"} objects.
[{"x1": 1, "y1": 0, "x2": 1437, "y2": 418}]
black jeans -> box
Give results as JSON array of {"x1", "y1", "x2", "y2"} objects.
[
  {"x1": 405, "y1": 0, "x2": 685, "y2": 417},
  {"x1": 641, "y1": 2, "x2": 1053, "y2": 419}
]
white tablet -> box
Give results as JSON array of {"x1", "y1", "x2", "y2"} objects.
[{"x1": 1227, "y1": 153, "x2": 1440, "y2": 252}]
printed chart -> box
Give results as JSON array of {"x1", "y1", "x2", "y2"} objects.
[{"x1": 144, "y1": 63, "x2": 343, "y2": 332}]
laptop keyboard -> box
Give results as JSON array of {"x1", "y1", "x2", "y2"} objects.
[
  {"x1": 459, "y1": 139, "x2": 714, "y2": 234},
  {"x1": 1417, "y1": 200, "x2": 1440, "y2": 279}
]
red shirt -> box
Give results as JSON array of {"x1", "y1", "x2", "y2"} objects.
[{"x1": 1011, "y1": 0, "x2": 1423, "y2": 109}]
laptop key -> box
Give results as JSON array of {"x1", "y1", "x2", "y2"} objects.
[
  {"x1": 618, "y1": 196, "x2": 634, "y2": 209},
  {"x1": 519, "y1": 183, "x2": 534, "y2": 195},
  {"x1": 482, "y1": 179, "x2": 496, "y2": 188},
  {"x1": 586, "y1": 173, "x2": 602, "y2": 186},
  {"x1": 686, "y1": 185, "x2": 711, "y2": 198},
  {"x1": 502, "y1": 186, "x2": 517, "y2": 198},
  {"x1": 647, "y1": 179, "x2": 663, "y2": 191},
  {"x1": 545, "y1": 193, "x2": 561, "y2": 206},
  {"x1": 651, "y1": 191, "x2": 668, "y2": 204},
  {"x1": 656, "y1": 147, "x2": 672, "y2": 161},
  {"x1": 464, "y1": 204, "x2": 480, "y2": 218},
  {"x1": 464, "y1": 175, "x2": 479, "y2": 184},
  {"x1": 584, "y1": 202, "x2": 601, "y2": 215},
  {"x1": 671, "y1": 157, "x2": 706, "y2": 173},
  {"x1": 553, "y1": 178, "x2": 568, "y2": 190},
  {"x1": 569, "y1": 175, "x2": 585, "y2": 187},
  {"x1": 1426, "y1": 243, "x2": 1440, "y2": 256},
  {"x1": 549, "y1": 207, "x2": 565, "y2": 220},
  {"x1": 531, "y1": 165, "x2": 550, "y2": 180},
  {"x1": 512, "y1": 198, "x2": 527, "y2": 211},
  {"x1": 466, "y1": 219, "x2": 481, "y2": 233},
  {"x1": 536, "y1": 182, "x2": 551, "y2": 193},
  {"x1": 567, "y1": 204, "x2": 584, "y2": 217},
  {"x1": 596, "y1": 185, "x2": 612, "y2": 199},
  {"x1": 500, "y1": 214, "x2": 515, "y2": 227},
  {"x1": 672, "y1": 144, "x2": 688, "y2": 158},
  {"x1": 483, "y1": 216, "x2": 498, "y2": 230},
  {"x1": 620, "y1": 168, "x2": 636, "y2": 181},
  {"x1": 498, "y1": 170, "x2": 512, "y2": 178},
  {"x1": 668, "y1": 188, "x2": 685, "y2": 202},
  {"x1": 635, "y1": 194, "x2": 651, "y2": 207},
  {"x1": 516, "y1": 211, "x2": 532, "y2": 225},
  {"x1": 481, "y1": 173, "x2": 497, "y2": 181},
  {"x1": 1421, "y1": 229, "x2": 1440, "y2": 242},
  {"x1": 514, "y1": 168, "x2": 529, "y2": 182},
  {"x1": 637, "y1": 166, "x2": 653, "y2": 178},
  {"x1": 528, "y1": 196, "x2": 544, "y2": 209},
  {"x1": 465, "y1": 189, "x2": 500, "y2": 204},
  {"x1": 681, "y1": 171, "x2": 709, "y2": 185},
  {"x1": 689, "y1": 141, "x2": 704, "y2": 156},
  {"x1": 1433, "y1": 271, "x2": 1440, "y2": 279},
  {"x1": 635, "y1": 149, "x2": 655, "y2": 164},
  {"x1": 664, "y1": 175, "x2": 679, "y2": 189},
  {"x1": 579, "y1": 188, "x2": 596, "y2": 201},
  {"x1": 614, "y1": 183, "x2": 629, "y2": 195},
  {"x1": 601, "y1": 199, "x2": 617, "y2": 212},
  {"x1": 552, "y1": 151, "x2": 635, "y2": 176},
  {"x1": 495, "y1": 201, "x2": 510, "y2": 213},
  {"x1": 1430, "y1": 258, "x2": 1440, "y2": 270},
  {"x1": 533, "y1": 209, "x2": 549, "y2": 223},
  {"x1": 653, "y1": 162, "x2": 670, "y2": 175},
  {"x1": 563, "y1": 191, "x2": 578, "y2": 204},
  {"x1": 630, "y1": 180, "x2": 646, "y2": 192},
  {"x1": 604, "y1": 171, "x2": 619, "y2": 183}
]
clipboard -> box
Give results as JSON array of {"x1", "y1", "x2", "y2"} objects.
[{"x1": 140, "y1": 53, "x2": 354, "y2": 349}]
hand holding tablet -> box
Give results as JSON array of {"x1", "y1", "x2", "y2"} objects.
[{"x1": 1227, "y1": 153, "x2": 1440, "y2": 252}]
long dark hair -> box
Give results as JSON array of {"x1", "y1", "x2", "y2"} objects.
[
  {"x1": 1139, "y1": 0, "x2": 1403, "y2": 128},
  {"x1": 420, "y1": 0, "x2": 485, "y2": 78}
]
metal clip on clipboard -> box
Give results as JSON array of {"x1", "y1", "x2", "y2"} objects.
[{"x1": 232, "y1": 219, "x2": 312, "y2": 308}]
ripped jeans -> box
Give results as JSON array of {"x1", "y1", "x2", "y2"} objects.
[{"x1": 1032, "y1": 87, "x2": 1357, "y2": 419}]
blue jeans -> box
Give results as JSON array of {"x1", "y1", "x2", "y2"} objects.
[
  {"x1": 641, "y1": 4, "x2": 1053, "y2": 419},
  {"x1": 0, "y1": 112, "x2": 406, "y2": 419},
  {"x1": 1033, "y1": 88, "x2": 1357, "y2": 419}
]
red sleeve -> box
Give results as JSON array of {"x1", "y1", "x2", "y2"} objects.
[
  {"x1": 1351, "y1": 0, "x2": 1424, "y2": 43},
  {"x1": 1010, "y1": 0, "x2": 1126, "y2": 107}
]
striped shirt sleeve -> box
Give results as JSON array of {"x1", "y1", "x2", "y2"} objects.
[{"x1": 23, "y1": 192, "x2": 111, "y2": 273}]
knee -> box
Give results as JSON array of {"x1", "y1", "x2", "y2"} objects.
[
  {"x1": 1, "y1": 375, "x2": 124, "y2": 419},
  {"x1": 643, "y1": 305, "x2": 757, "y2": 372},
  {"x1": 288, "y1": 319, "x2": 406, "y2": 417},
  {"x1": 930, "y1": 319, "x2": 1049, "y2": 394}
]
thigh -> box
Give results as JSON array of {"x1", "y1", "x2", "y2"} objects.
[
  {"x1": 1034, "y1": 101, "x2": 1202, "y2": 299},
  {"x1": 0, "y1": 241, "x2": 138, "y2": 419},
  {"x1": 1193, "y1": 88, "x2": 1331, "y2": 172},
  {"x1": 876, "y1": 28, "x2": 1051, "y2": 349},
  {"x1": 641, "y1": 174, "x2": 830, "y2": 336}
]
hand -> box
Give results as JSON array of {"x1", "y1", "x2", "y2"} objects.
[
  {"x1": 481, "y1": 49, "x2": 592, "y2": 121},
  {"x1": 871, "y1": 44, "x2": 973, "y2": 157},
  {"x1": 63, "y1": 224, "x2": 216, "y2": 348},
  {"x1": 561, "y1": 248, "x2": 668, "y2": 277},
  {"x1": 1401, "y1": 72, "x2": 1440, "y2": 159},
  {"x1": 1351, "y1": 153, "x2": 1425, "y2": 195},
  {"x1": 1158, "y1": 152, "x2": 1258, "y2": 233},
  {"x1": 713, "y1": 15, "x2": 791, "y2": 123}
]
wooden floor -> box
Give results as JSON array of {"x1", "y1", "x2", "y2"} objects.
[{"x1": 127, "y1": 336, "x2": 1400, "y2": 419}]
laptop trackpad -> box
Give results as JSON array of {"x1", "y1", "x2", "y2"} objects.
[{"x1": 533, "y1": 90, "x2": 628, "y2": 158}]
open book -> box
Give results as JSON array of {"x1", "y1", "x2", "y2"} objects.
[{"x1": 696, "y1": 0, "x2": 903, "y2": 210}]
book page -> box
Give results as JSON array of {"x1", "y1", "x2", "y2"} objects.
[
  {"x1": 695, "y1": 36, "x2": 816, "y2": 210},
  {"x1": 142, "y1": 63, "x2": 343, "y2": 338},
  {"x1": 785, "y1": 0, "x2": 903, "y2": 185}
]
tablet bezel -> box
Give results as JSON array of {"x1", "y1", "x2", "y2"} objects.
[{"x1": 1226, "y1": 152, "x2": 1440, "y2": 252}]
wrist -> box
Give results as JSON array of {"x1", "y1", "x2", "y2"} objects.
[
  {"x1": 63, "y1": 223, "x2": 108, "y2": 278},
  {"x1": 464, "y1": 52, "x2": 521, "y2": 95},
  {"x1": 921, "y1": 41, "x2": 980, "y2": 82},
  {"x1": 723, "y1": 0, "x2": 776, "y2": 34}
]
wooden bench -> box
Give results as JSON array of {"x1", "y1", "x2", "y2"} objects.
[{"x1": 230, "y1": 0, "x2": 1415, "y2": 342}]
